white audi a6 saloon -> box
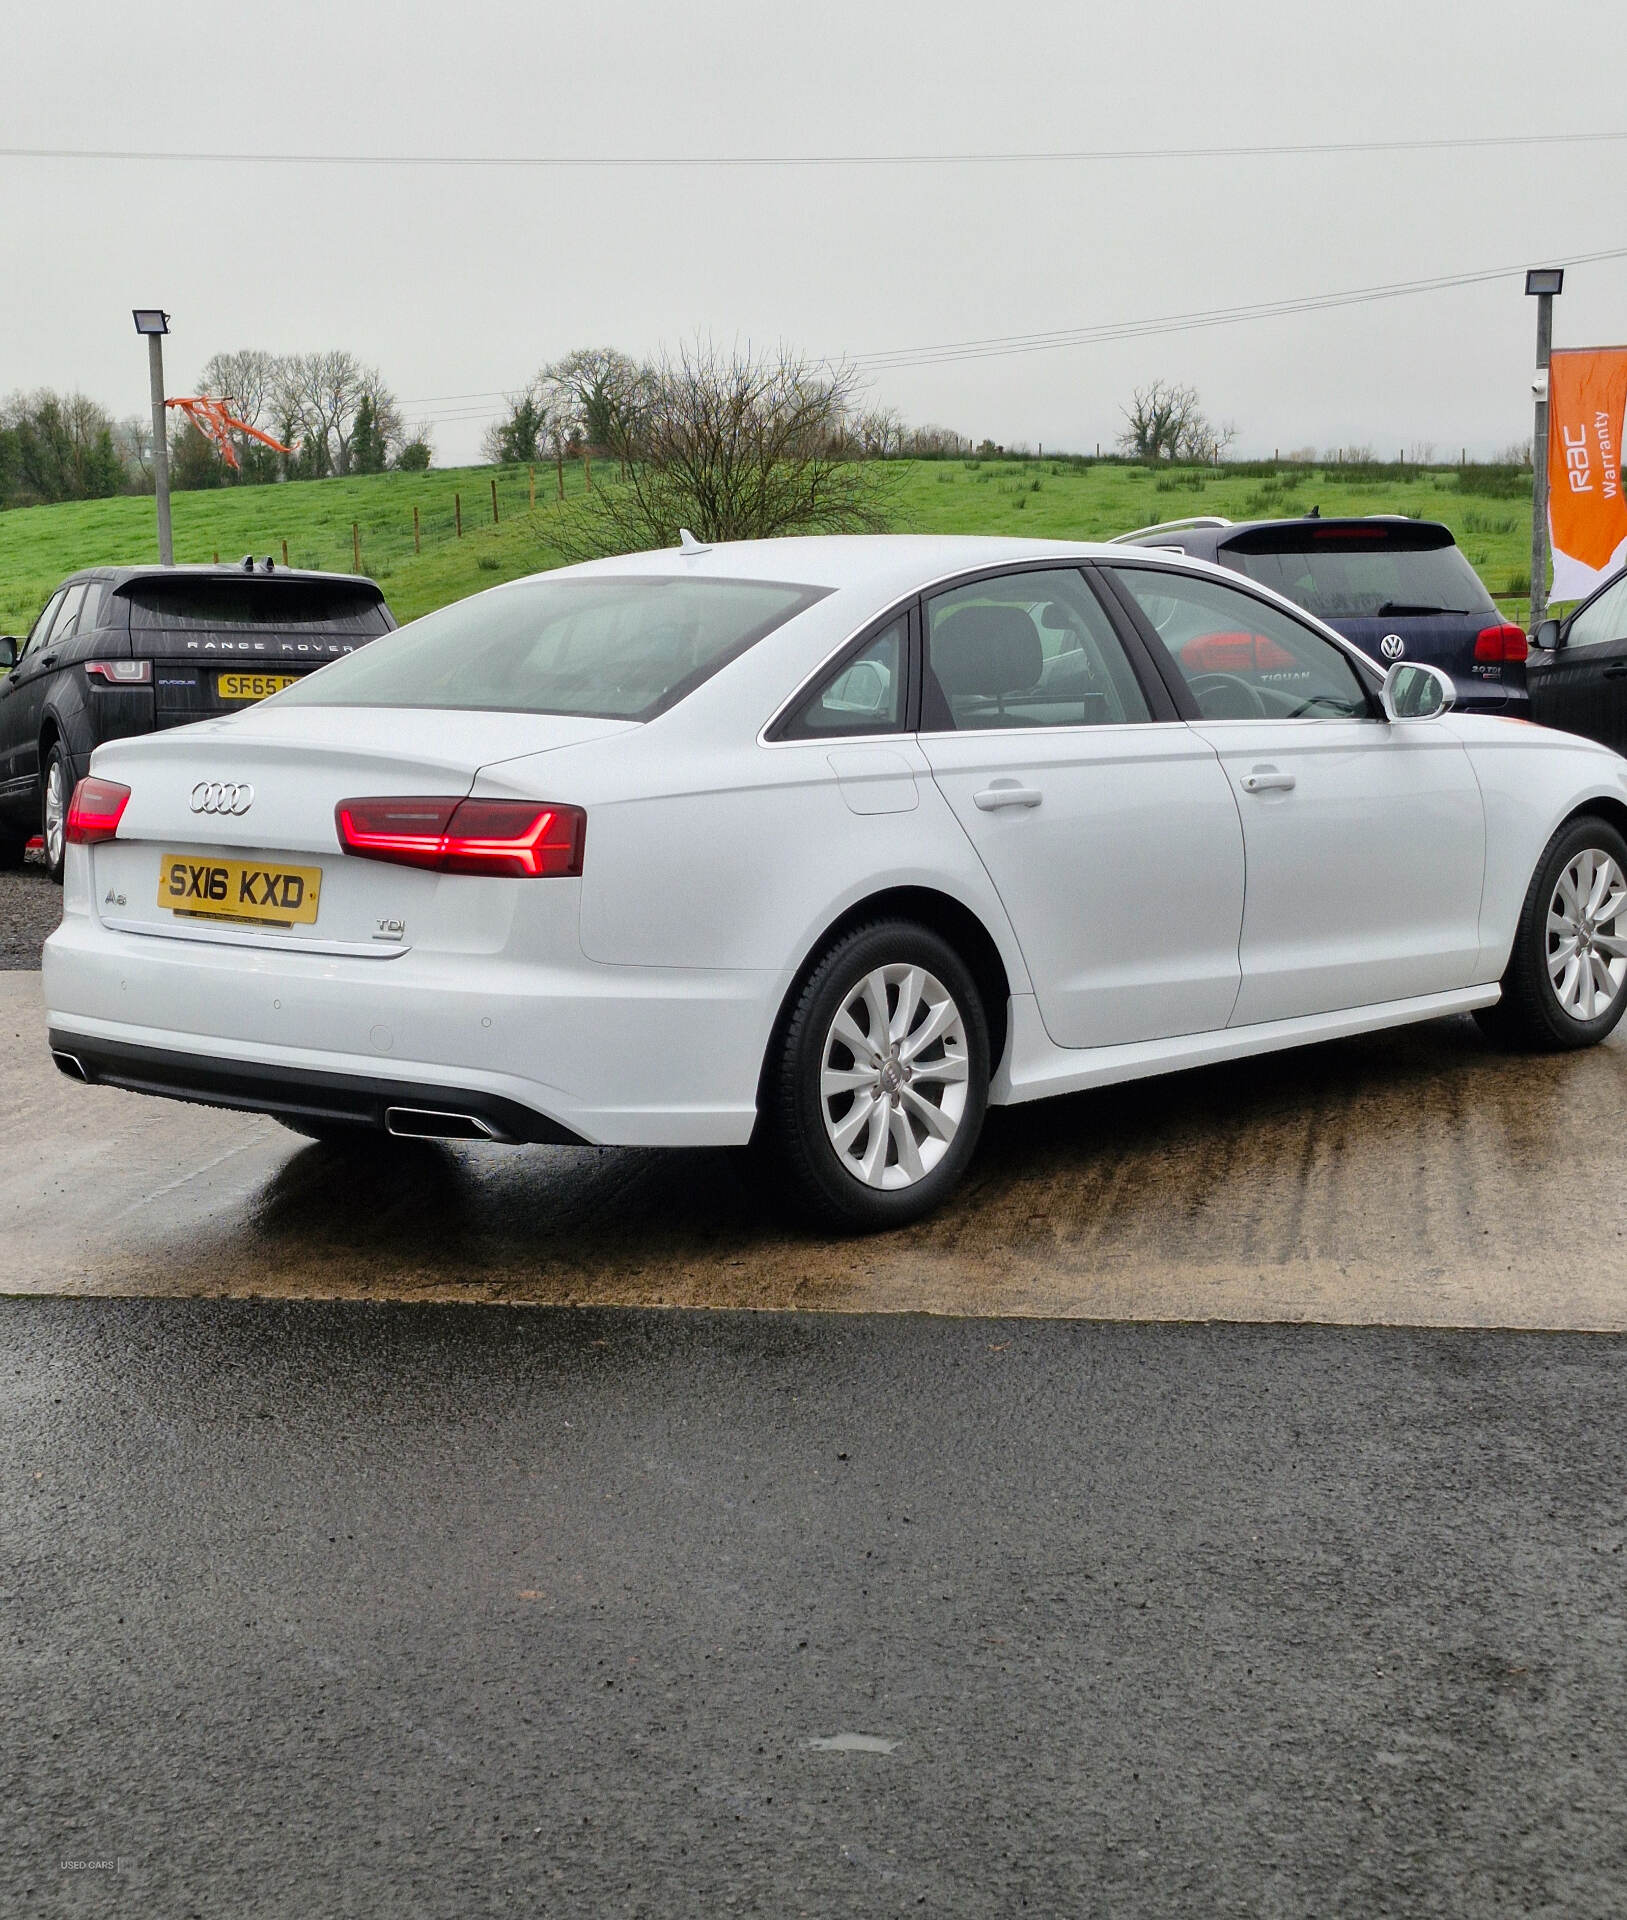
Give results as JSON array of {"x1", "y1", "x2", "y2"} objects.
[{"x1": 43, "y1": 535, "x2": 1627, "y2": 1227}]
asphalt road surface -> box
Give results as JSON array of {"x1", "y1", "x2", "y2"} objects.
[{"x1": 6, "y1": 1299, "x2": 1627, "y2": 1918}]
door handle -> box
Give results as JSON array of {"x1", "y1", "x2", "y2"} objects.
[
  {"x1": 1240, "y1": 768, "x2": 1296, "y2": 794},
  {"x1": 973, "y1": 784, "x2": 1043, "y2": 811},
  {"x1": 38, "y1": 653, "x2": 57, "y2": 669},
  {"x1": 1603, "y1": 665, "x2": 1627, "y2": 680}
]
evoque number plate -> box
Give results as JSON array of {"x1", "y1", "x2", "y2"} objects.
[{"x1": 158, "y1": 853, "x2": 322, "y2": 926}]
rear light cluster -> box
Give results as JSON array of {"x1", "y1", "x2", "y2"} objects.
[
  {"x1": 65, "y1": 777, "x2": 131, "y2": 844},
  {"x1": 335, "y1": 797, "x2": 585, "y2": 878},
  {"x1": 84, "y1": 660, "x2": 152, "y2": 684},
  {"x1": 1474, "y1": 623, "x2": 1529, "y2": 664}
]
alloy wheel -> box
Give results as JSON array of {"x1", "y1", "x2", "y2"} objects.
[
  {"x1": 1546, "y1": 847, "x2": 1627, "y2": 1022},
  {"x1": 43, "y1": 756, "x2": 67, "y2": 871},
  {"x1": 819, "y1": 963, "x2": 970, "y2": 1189}
]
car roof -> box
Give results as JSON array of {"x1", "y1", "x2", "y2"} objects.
[
  {"x1": 1129, "y1": 515, "x2": 1455, "y2": 556},
  {"x1": 498, "y1": 533, "x2": 1223, "y2": 608},
  {"x1": 54, "y1": 563, "x2": 382, "y2": 591}
]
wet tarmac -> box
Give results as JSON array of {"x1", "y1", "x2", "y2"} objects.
[{"x1": 5, "y1": 972, "x2": 1621, "y2": 1327}]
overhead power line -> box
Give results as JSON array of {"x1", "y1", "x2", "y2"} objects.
[
  {"x1": 2, "y1": 131, "x2": 1625, "y2": 170},
  {"x1": 849, "y1": 243, "x2": 1627, "y2": 372}
]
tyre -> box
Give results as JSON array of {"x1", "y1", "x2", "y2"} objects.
[
  {"x1": 40, "y1": 742, "x2": 73, "y2": 885},
  {"x1": 1476, "y1": 814, "x2": 1627, "y2": 1051},
  {"x1": 760, "y1": 919, "x2": 990, "y2": 1230}
]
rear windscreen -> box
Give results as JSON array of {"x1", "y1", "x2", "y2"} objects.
[
  {"x1": 1224, "y1": 530, "x2": 1496, "y2": 619},
  {"x1": 123, "y1": 580, "x2": 392, "y2": 633},
  {"x1": 271, "y1": 574, "x2": 830, "y2": 721}
]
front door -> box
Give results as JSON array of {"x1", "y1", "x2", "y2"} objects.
[
  {"x1": 1529, "y1": 571, "x2": 1627, "y2": 751},
  {"x1": 918, "y1": 566, "x2": 1246, "y2": 1050},
  {"x1": 1108, "y1": 564, "x2": 1486, "y2": 1027}
]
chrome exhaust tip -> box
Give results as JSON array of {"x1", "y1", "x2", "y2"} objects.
[
  {"x1": 383, "y1": 1106, "x2": 498, "y2": 1141},
  {"x1": 51, "y1": 1050, "x2": 90, "y2": 1082}
]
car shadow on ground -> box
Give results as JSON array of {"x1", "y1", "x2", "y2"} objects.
[{"x1": 221, "y1": 1012, "x2": 1612, "y2": 1305}]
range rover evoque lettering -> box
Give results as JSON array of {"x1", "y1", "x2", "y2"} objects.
[{"x1": 0, "y1": 561, "x2": 394, "y2": 880}]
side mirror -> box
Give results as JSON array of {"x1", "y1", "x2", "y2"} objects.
[
  {"x1": 0, "y1": 637, "x2": 16, "y2": 672},
  {"x1": 1533, "y1": 618, "x2": 1562, "y2": 652},
  {"x1": 1382, "y1": 660, "x2": 1455, "y2": 721}
]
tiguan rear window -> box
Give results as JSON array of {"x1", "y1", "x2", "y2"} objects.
[
  {"x1": 124, "y1": 580, "x2": 392, "y2": 633},
  {"x1": 271, "y1": 574, "x2": 831, "y2": 721},
  {"x1": 1224, "y1": 531, "x2": 1497, "y2": 619}
]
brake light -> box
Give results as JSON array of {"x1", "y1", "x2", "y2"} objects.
[
  {"x1": 1475, "y1": 623, "x2": 1529, "y2": 663},
  {"x1": 65, "y1": 777, "x2": 131, "y2": 844},
  {"x1": 84, "y1": 660, "x2": 151, "y2": 684},
  {"x1": 335, "y1": 797, "x2": 585, "y2": 878}
]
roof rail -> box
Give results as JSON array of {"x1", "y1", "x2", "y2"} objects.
[{"x1": 1108, "y1": 515, "x2": 1234, "y2": 545}]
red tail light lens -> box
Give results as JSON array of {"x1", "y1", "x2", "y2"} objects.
[
  {"x1": 65, "y1": 777, "x2": 131, "y2": 844},
  {"x1": 1474, "y1": 623, "x2": 1529, "y2": 664},
  {"x1": 84, "y1": 659, "x2": 152, "y2": 684},
  {"x1": 335, "y1": 797, "x2": 585, "y2": 878}
]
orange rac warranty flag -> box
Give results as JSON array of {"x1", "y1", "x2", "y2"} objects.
[{"x1": 1548, "y1": 346, "x2": 1627, "y2": 601}]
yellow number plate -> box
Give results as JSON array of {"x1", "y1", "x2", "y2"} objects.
[
  {"x1": 218, "y1": 672, "x2": 301, "y2": 702},
  {"x1": 158, "y1": 854, "x2": 322, "y2": 926}
]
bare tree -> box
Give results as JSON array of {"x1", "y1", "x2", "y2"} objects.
[
  {"x1": 537, "y1": 347, "x2": 647, "y2": 453},
  {"x1": 1117, "y1": 381, "x2": 1205, "y2": 461},
  {"x1": 274, "y1": 351, "x2": 399, "y2": 475},
  {"x1": 197, "y1": 349, "x2": 281, "y2": 430},
  {"x1": 568, "y1": 339, "x2": 890, "y2": 554}
]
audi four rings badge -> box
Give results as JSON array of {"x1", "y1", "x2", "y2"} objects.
[
  {"x1": 190, "y1": 781, "x2": 254, "y2": 815},
  {"x1": 1380, "y1": 634, "x2": 1406, "y2": 661}
]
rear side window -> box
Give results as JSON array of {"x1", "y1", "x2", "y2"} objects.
[
  {"x1": 780, "y1": 615, "x2": 908, "y2": 739},
  {"x1": 1224, "y1": 530, "x2": 1496, "y2": 619},
  {"x1": 273, "y1": 574, "x2": 830, "y2": 721},
  {"x1": 124, "y1": 580, "x2": 391, "y2": 633}
]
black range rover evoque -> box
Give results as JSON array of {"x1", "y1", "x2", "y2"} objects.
[{"x1": 0, "y1": 562, "x2": 394, "y2": 879}]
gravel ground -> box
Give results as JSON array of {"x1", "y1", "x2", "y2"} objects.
[{"x1": 0, "y1": 853, "x2": 61, "y2": 969}]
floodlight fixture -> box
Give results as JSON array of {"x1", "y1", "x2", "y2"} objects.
[
  {"x1": 131, "y1": 308, "x2": 170, "y2": 335},
  {"x1": 1524, "y1": 268, "x2": 1565, "y2": 297}
]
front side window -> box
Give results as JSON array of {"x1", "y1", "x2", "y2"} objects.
[
  {"x1": 1568, "y1": 574, "x2": 1627, "y2": 650},
  {"x1": 781, "y1": 615, "x2": 907, "y2": 738},
  {"x1": 923, "y1": 568, "x2": 1152, "y2": 731},
  {"x1": 274, "y1": 574, "x2": 830, "y2": 721},
  {"x1": 1111, "y1": 567, "x2": 1371, "y2": 720},
  {"x1": 17, "y1": 590, "x2": 65, "y2": 663}
]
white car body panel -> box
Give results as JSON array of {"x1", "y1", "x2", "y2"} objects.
[
  {"x1": 1191, "y1": 714, "x2": 1487, "y2": 1025},
  {"x1": 40, "y1": 535, "x2": 1627, "y2": 1151}
]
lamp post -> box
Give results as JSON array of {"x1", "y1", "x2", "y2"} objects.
[
  {"x1": 132, "y1": 309, "x2": 173, "y2": 565},
  {"x1": 1525, "y1": 268, "x2": 1564, "y2": 630}
]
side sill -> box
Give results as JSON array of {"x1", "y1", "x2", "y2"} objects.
[{"x1": 991, "y1": 984, "x2": 1501, "y2": 1106}]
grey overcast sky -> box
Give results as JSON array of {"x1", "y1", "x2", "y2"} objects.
[{"x1": 4, "y1": 0, "x2": 1626, "y2": 462}]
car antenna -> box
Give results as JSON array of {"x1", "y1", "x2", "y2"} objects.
[
  {"x1": 678, "y1": 528, "x2": 711, "y2": 555},
  {"x1": 1306, "y1": 504, "x2": 1320, "y2": 518}
]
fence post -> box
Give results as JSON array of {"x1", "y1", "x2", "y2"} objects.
[
  {"x1": 413, "y1": 505, "x2": 421, "y2": 554},
  {"x1": 584, "y1": 449, "x2": 592, "y2": 491},
  {"x1": 281, "y1": 539, "x2": 289, "y2": 566},
  {"x1": 352, "y1": 522, "x2": 361, "y2": 572},
  {"x1": 491, "y1": 476, "x2": 499, "y2": 525},
  {"x1": 528, "y1": 465, "x2": 535, "y2": 510},
  {"x1": 556, "y1": 447, "x2": 564, "y2": 500},
  {"x1": 455, "y1": 493, "x2": 462, "y2": 538},
  {"x1": 213, "y1": 550, "x2": 219, "y2": 564}
]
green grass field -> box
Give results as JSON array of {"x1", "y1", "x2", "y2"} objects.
[{"x1": 0, "y1": 457, "x2": 1541, "y2": 639}]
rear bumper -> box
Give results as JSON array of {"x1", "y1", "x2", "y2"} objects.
[
  {"x1": 43, "y1": 901, "x2": 776, "y2": 1147},
  {"x1": 46, "y1": 1032, "x2": 586, "y2": 1143}
]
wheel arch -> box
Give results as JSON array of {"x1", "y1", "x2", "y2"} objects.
[
  {"x1": 755, "y1": 885, "x2": 1015, "y2": 1123},
  {"x1": 1557, "y1": 793, "x2": 1627, "y2": 845}
]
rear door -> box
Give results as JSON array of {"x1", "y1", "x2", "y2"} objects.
[
  {"x1": 0, "y1": 588, "x2": 64, "y2": 803},
  {"x1": 1106, "y1": 563, "x2": 1486, "y2": 1026},
  {"x1": 918, "y1": 565, "x2": 1246, "y2": 1049},
  {"x1": 8, "y1": 582, "x2": 86, "y2": 792},
  {"x1": 1529, "y1": 571, "x2": 1627, "y2": 750}
]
